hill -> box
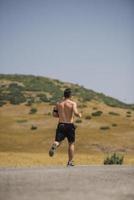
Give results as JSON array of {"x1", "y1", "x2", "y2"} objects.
[
  {"x1": 0, "y1": 74, "x2": 133, "y2": 109},
  {"x1": 0, "y1": 74, "x2": 134, "y2": 166}
]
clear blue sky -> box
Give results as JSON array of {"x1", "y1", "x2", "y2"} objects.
[{"x1": 0, "y1": 0, "x2": 134, "y2": 103}]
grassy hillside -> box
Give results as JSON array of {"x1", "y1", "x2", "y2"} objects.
[
  {"x1": 0, "y1": 74, "x2": 134, "y2": 166},
  {"x1": 0, "y1": 74, "x2": 134, "y2": 108}
]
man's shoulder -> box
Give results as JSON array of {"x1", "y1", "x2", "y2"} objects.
[
  {"x1": 57, "y1": 99, "x2": 77, "y2": 105},
  {"x1": 68, "y1": 99, "x2": 77, "y2": 105},
  {"x1": 56, "y1": 100, "x2": 64, "y2": 105}
]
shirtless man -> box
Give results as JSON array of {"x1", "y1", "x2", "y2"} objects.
[{"x1": 49, "y1": 88, "x2": 82, "y2": 166}]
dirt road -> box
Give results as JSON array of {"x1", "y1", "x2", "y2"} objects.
[{"x1": 0, "y1": 166, "x2": 134, "y2": 200}]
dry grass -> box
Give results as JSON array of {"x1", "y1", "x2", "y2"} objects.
[
  {"x1": 0, "y1": 152, "x2": 134, "y2": 167},
  {"x1": 0, "y1": 102, "x2": 134, "y2": 167}
]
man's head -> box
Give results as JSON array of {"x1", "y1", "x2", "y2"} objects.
[{"x1": 64, "y1": 88, "x2": 72, "y2": 98}]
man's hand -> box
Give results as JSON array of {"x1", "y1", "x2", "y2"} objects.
[
  {"x1": 52, "y1": 105, "x2": 59, "y2": 118},
  {"x1": 78, "y1": 113, "x2": 82, "y2": 118},
  {"x1": 73, "y1": 103, "x2": 82, "y2": 118}
]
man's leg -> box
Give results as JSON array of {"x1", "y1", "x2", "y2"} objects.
[
  {"x1": 68, "y1": 142, "x2": 75, "y2": 165},
  {"x1": 53, "y1": 141, "x2": 60, "y2": 147},
  {"x1": 49, "y1": 123, "x2": 65, "y2": 157},
  {"x1": 49, "y1": 141, "x2": 60, "y2": 157}
]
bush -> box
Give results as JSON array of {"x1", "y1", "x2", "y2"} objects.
[
  {"x1": 126, "y1": 115, "x2": 131, "y2": 118},
  {"x1": 8, "y1": 83, "x2": 24, "y2": 92},
  {"x1": 75, "y1": 119, "x2": 82, "y2": 123},
  {"x1": 126, "y1": 111, "x2": 131, "y2": 114},
  {"x1": 6, "y1": 83, "x2": 26, "y2": 105},
  {"x1": 100, "y1": 126, "x2": 110, "y2": 130},
  {"x1": 9, "y1": 94, "x2": 26, "y2": 105},
  {"x1": 98, "y1": 93, "x2": 129, "y2": 108},
  {"x1": 25, "y1": 101, "x2": 32, "y2": 106},
  {"x1": 92, "y1": 107, "x2": 98, "y2": 110},
  {"x1": 108, "y1": 112, "x2": 120, "y2": 116},
  {"x1": 37, "y1": 94, "x2": 49, "y2": 102},
  {"x1": 29, "y1": 108, "x2": 37, "y2": 114},
  {"x1": 2, "y1": 90, "x2": 26, "y2": 105},
  {"x1": 92, "y1": 111, "x2": 103, "y2": 117},
  {"x1": 112, "y1": 123, "x2": 117, "y2": 127},
  {"x1": 31, "y1": 125, "x2": 37, "y2": 130},
  {"x1": 78, "y1": 104, "x2": 87, "y2": 108},
  {"x1": 85, "y1": 115, "x2": 91, "y2": 120},
  {"x1": 25, "y1": 97, "x2": 34, "y2": 106},
  {"x1": 104, "y1": 153, "x2": 124, "y2": 165},
  {"x1": 0, "y1": 101, "x2": 6, "y2": 107},
  {"x1": 16, "y1": 119, "x2": 27, "y2": 123}
]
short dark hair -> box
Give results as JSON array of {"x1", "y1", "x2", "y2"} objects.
[{"x1": 64, "y1": 88, "x2": 72, "y2": 98}]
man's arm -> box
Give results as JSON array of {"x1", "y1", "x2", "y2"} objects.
[
  {"x1": 52, "y1": 104, "x2": 59, "y2": 118},
  {"x1": 73, "y1": 102, "x2": 82, "y2": 118}
]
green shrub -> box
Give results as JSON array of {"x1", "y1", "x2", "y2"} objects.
[
  {"x1": 49, "y1": 92, "x2": 62, "y2": 104},
  {"x1": 98, "y1": 92, "x2": 129, "y2": 108},
  {"x1": 2, "y1": 86, "x2": 26, "y2": 104},
  {"x1": 78, "y1": 104, "x2": 87, "y2": 108},
  {"x1": 73, "y1": 86, "x2": 95, "y2": 102},
  {"x1": 31, "y1": 125, "x2": 37, "y2": 130},
  {"x1": 5, "y1": 83, "x2": 26, "y2": 105},
  {"x1": 126, "y1": 115, "x2": 131, "y2": 118},
  {"x1": 75, "y1": 119, "x2": 82, "y2": 123},
  {"x1": 0, "y1": 101, "x2": 6, "y2": 107},
  {"x1": 25, "y1": 97, "x2": 34, "y2": 106},
  {"x1": 126, "y1": 111, "x2": 131, "y2": 114},
  {"x1": 0, "y1": 94, "x2": 6, "y2": 101},
  {"x1": 1, "y1": 88, "x2": 26, "y2": 105},
  {"x1": 112, "y1": 123, "x2": 117, "y2": 127},
  {"x1": 104, "y1": 153, "x2": 124, "y2": 165},
  {"x1": 92, "y1": 107, "x2": 98, "y2": 110},
  {"x1": 9, "y1": 94, "x2": 26, "y2": 105},
  {"x1": 16, "y1": 119, "x2": 27, "y2": 123},
  {"x1": 85, "y1": 115, "x2": 91, "y2": 120},
  {"x1": 8, "y1": 83, "x2": 24, "y2": 92},
  {"x1": 49, "y1": 101, "x2": 55, "y2": 105},
  {"x1": 92, "y1": 111, "x2": 103, "y2": 117},
  {"x1": 25, "y1": 101, "x2": 32, "y2": 106},
  {"x1": 100, "y1": 126, "x2": 110, "y2": 130},
  {"x1": 37, "y1": 94, "x2": 49, "y2": 102},
  {"x1": 108, "y1": 112, "x2": 120, "y2": 116},
  {"x1": 29, "y1": 108, "x2": 37, "y2": 114}
]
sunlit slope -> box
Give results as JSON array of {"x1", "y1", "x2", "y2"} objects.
[
  {"x1": 0, "y1": 74, "x2": 134, "y2": 166},
  {"x1": 0, "y1": 101, "x2": 134, "y2": 166}
]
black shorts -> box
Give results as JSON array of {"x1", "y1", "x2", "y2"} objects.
[{"x1": 55, "y1": 123, "x2": 76, "y2": 143}]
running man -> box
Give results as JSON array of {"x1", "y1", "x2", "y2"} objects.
[{"x1": 49, "y1": 88, "x2": 82, "y2": 166}]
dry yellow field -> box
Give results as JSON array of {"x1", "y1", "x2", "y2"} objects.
[{"x1": 0, "y1": 101, "x2": 134, "y2": 167}]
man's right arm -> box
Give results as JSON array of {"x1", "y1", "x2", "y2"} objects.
[
  {"x1": 73, "y1": 102, "x2": 82, "y2": 118},
  {"x1": 52, "y1": 104, "x2": 59, "y2": 118}
]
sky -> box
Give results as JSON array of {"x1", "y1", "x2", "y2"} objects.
[{"x1": 0, "y1": 0, "x2": 134, "y2": 103}]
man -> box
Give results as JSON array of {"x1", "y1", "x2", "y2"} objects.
[{"x1": 49, "y1": 88, "x2": 82, "y2": 166}]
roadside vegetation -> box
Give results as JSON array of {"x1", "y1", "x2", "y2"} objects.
[{"x1": 104, "y1": 153, "x2": 124, "y2": 165}]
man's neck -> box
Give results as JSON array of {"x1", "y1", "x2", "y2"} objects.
[{"x1": 64, "y1": 97, "x2": 71, "y2": 100}]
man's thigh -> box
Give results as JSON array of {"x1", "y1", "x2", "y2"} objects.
[{"x1": 55, "y1": 124, "x2": 66, "y2": 142}]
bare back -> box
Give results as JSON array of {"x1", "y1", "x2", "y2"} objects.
[{"x1": 57, "y1": 99, "x2": 75, "y2": 123}]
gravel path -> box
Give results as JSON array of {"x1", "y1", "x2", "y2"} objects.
[{"x1": 0, "y1": 166, "x2": 134, "y2": 200}]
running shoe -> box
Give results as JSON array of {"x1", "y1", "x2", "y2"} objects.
[
  {"x1": 49, "y1": 143, "x2": 57, "y2": 157},
  {"x1": 67, "y1": 161, "x2": 75, "y2": 167}
]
